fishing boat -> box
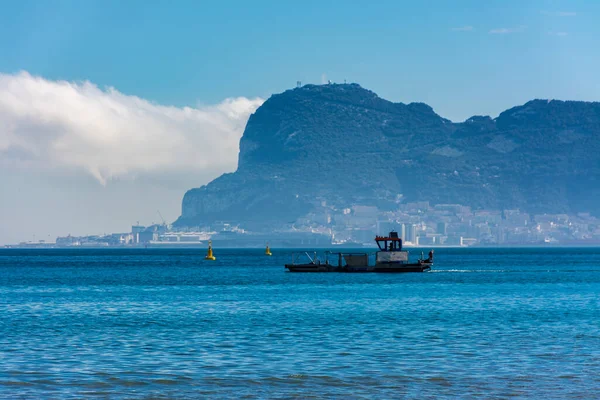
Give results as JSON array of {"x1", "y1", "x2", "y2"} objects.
[{"x1": 285, "y1": 231, "x2": 432, "y2": 273}]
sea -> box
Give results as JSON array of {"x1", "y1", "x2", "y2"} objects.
[{"x1": 1, "y1": 247, "x2": 599, "y2": 399}]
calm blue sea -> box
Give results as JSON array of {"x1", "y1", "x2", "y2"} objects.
[{"x1": 1, "y1": 248, "x2": 599, "y2": 398}]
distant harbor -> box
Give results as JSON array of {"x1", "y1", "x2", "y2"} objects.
[{"x1": 8, "y1": 201, "x2": 600, "y2": 249}]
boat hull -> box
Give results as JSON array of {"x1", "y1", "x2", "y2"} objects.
[
  {"x1": 285, "y1": 263, "x2": 431, "y2": 273},
  {"x1": 285, "y1": 264, "x2": 338, "y2": 272}
]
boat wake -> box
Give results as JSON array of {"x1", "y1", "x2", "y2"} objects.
[{"x1": 431, "y1": 269, "x2": 510, "y2": 273}]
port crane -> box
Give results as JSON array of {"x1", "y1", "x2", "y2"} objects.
[{"x1": 156, "y1": 211, "x2": 168, "y2": 229}]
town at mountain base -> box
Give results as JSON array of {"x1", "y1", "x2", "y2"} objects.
[{"x1": 173, "y1": 83, "x2": 600, "y2": 245}]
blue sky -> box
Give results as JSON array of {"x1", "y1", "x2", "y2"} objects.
[
  {"x1": 0, "y1": 0, "x2": 598, "y2": 244},
  {"x1": 1, "y1": 0, "x2": 597, "y2": 120}
]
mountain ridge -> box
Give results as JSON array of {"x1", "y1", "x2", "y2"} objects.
[{"x1": 175, "y1": 83, "x2": 600, "y2": 229}]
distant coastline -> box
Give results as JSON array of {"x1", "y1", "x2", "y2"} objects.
[{"x1": 6, "y1": 242, "x2": 600, "y2": 250}]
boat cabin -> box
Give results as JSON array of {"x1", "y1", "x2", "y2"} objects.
[
  {"x1": 375, "y1": 231, "x2": 403, "y2": 251},
  {"x1": 375, "y1": 231, "x2": 409, "y2": 265}
]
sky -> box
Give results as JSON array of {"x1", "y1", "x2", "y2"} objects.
[{"x1": 0, "y1": 0, "x2": 598, "y2": 244}]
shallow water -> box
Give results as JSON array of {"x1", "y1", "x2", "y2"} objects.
[{"x1": 1, "y1": 248, "x2": 599, "y2": 398}]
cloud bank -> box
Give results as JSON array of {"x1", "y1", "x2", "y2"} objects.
[{"x1": 0, "y1": 71, "x2": 264, "y2": 184}]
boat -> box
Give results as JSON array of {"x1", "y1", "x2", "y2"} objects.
[{"x1": 285, "y1": 231, "x2": 432, "y2": 273}]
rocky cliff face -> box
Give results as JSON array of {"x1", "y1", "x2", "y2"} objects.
[{"x1": 175, "y1": 84, "x2": 600, "y2": 228}]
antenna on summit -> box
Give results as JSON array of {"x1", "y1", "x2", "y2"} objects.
[{"x1": 296, "y1": 81, "x2": 302, "y2": 88}]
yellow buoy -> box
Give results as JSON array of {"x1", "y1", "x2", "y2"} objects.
[
  {"x1": 205, "y1": 240, "x2": 216, "y2": 260},
  {"x1": 265, "y1": 243, "x2": 272, "y2": 256}
]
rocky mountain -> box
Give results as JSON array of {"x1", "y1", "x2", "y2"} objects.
[{"x1": 174, "y1": 83, "x2": 600, "y2": 229}]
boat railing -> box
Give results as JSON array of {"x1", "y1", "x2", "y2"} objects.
[{"x1": 289, "y1": 251, "x2": 327, "y2": 266}]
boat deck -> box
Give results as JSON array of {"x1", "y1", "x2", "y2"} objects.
[{"x1": 284, "y1": 251, "x2": 432, "y2": 273}]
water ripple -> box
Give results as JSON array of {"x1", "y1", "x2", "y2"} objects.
[{"x1": 1, "y1": 248, "x2": 600, "y2": 398}]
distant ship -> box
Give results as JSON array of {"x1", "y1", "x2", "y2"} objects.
[
  {"x1": 331, "y1": 240, "x2": 364, "y2": 248},
  {"x1": 285, "y1": 231, "x2": 433, "y2": 273}
]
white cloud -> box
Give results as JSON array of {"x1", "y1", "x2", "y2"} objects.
[
  {"x1": 452, "y1": 26, "x2": 474, "y2": 32},
  {"x1": 542, "y1": 11, "x2": 576, "y2": 17},
  {"x1": 548, "y1": 31, "x2": 568, "y2": 36},
  {"x1": 0, "y1": 71, "x2": 264, "y2": 185},
  {"x1": 489, "y1": 26, "x2": 527, "y2": 34}
]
